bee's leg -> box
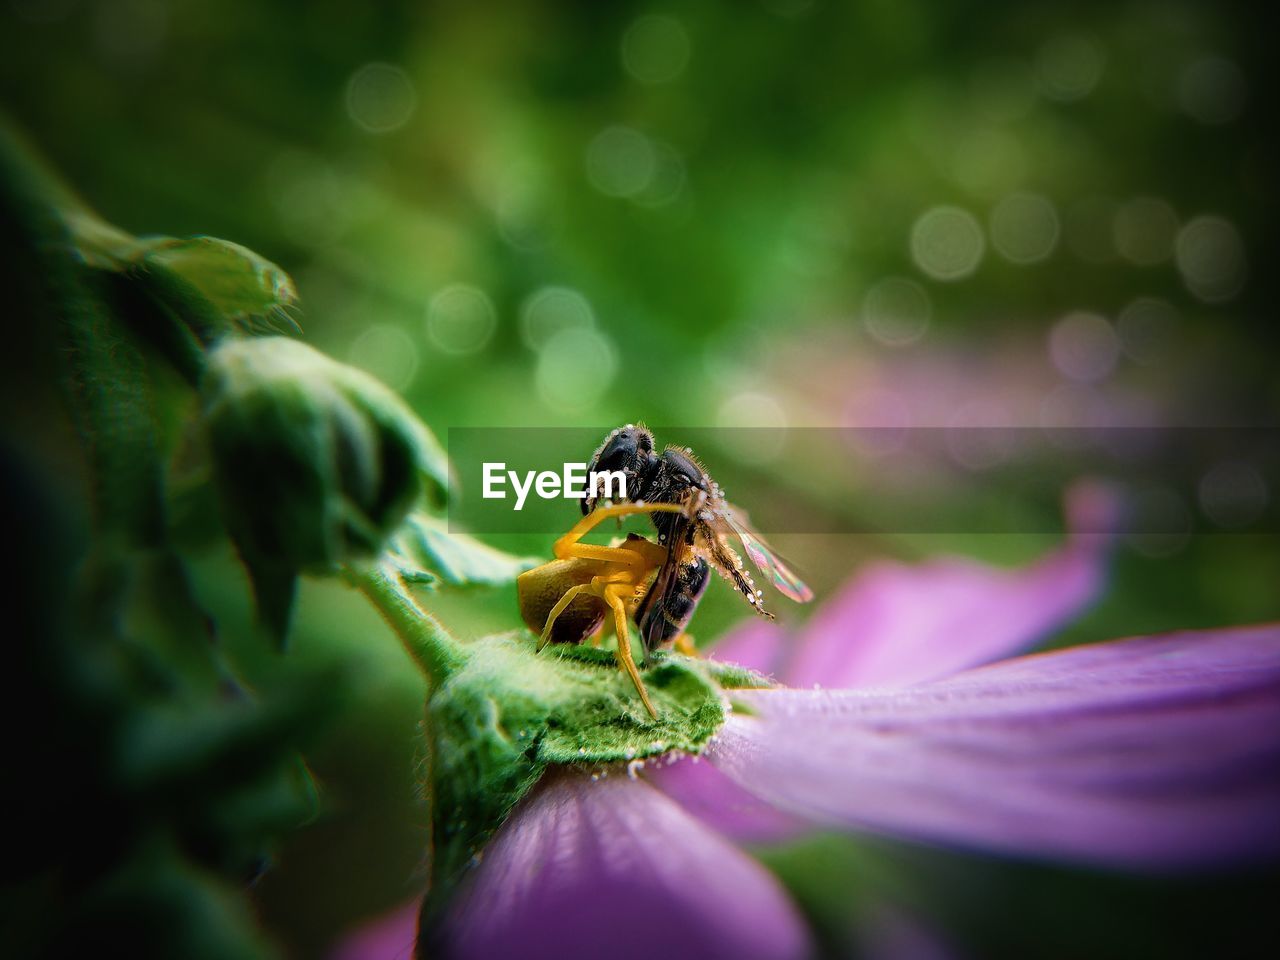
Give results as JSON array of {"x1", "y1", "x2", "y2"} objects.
[
  {"x1": 702, "y1": 533, "x2": 775, "y2": 620},
  {"x1": 536, "y1": 583, "x2": 595, "y2": 651},
  {"x1": 604, "y1": 584, "x2": 658, "y2": 719},
  {"x1": 553, "y1": 502, "x2": 684, "y2": 566},
  {"x1": 673, "y1": 633, "x2": 698, "y2": 657}
]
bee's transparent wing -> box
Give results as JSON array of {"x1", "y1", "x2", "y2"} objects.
[{"x1": 716, "y1": 506, "x2": 814, "y2": 604}]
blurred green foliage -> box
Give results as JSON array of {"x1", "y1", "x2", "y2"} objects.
[{"x1": 3, "y1": 1, "x2": 1277, "y2": 958}]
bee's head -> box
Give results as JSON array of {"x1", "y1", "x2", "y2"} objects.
[
  {"x1": 583, "y1": 424, "x2": 657, "y2": 514},
  {"x1": 658, "y1": 447, "x2": 710, "y2": 504}
]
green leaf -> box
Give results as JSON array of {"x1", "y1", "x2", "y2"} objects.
[
  {"x1": 116, "y1": 667, "x2": 346, "y2": 797},
  {"x1": 387, "y1": 513, "x2": 539, "y2": 588},
  {"x1": 64, "y1": 845, "x2": 280, "y2": 960}
]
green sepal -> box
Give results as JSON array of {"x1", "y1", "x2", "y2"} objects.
[
  {"x1": 243, "y1": 560, "x2": 299, "y2": 650},
  {"x1": 387, "y1": 513, "x2": 539, "y2": 588},
  {"x1": 202, "y1": 338, "x2": 450, "y2": 642},
  {"x1": 134, "y1": 235, "x2": 301, "y2": 340},
  {"x1": 692, "y1": 654, "x2": 777, "y2": 690},
  {"x1": 423, "y1": 632, "x2": 751, "y2": 908}
]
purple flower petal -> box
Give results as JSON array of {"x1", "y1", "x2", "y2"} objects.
[
  {"x1": 708, "y1": 619, "x2": 789, "y2": 676},
  {"x1": 649, "y1": 625, "x2": 802, "y2": 845},
  {"x1": 646, "y1": 753, "x2": 808, "y2": 844},
  {"x1": 432, "y1": 769, "x2": 812, "y2": 960},
  {"x1": 706, "y1": 625, "x2": 1280, "y2": 869},
  {"x1": 780, "y1": 482, "x2": 1115, "y2": 689},
  {"x1": 329, "y1": 898, "x2": 420, "y2": 960},
  {"x1": 857, "y1": 901, "x2": 961, "y2": 960}
]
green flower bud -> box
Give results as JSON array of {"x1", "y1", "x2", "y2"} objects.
[{"x1": 202, "y1": 337, "x2": 448, "y2": 637}]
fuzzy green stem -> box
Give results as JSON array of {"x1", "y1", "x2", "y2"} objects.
[{"x1": 351, "y1": 565, "x2": 468, "y2": 691}]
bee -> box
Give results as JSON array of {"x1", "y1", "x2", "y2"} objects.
[
  {"x1": 585, "y1": 425, "x2": 813, "y2": 639},
  {"x1": 517, "y1": 425, "x2": 811, "y2": 718}
]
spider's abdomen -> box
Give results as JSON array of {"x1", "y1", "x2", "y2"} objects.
[{"x1": 517, "y1": 558, "x2": 607, "y2": 644}]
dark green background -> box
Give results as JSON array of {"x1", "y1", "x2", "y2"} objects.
[{"x1": 3, "y1": 1, "x2": 1277, "y2": 957}]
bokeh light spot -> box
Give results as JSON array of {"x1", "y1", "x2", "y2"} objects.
[
  {"x1": 1039, "y1": 383, "x2": 1111, "y2": 439},
  {"x1": 586, "y1": 126, "x2": 656, "y2": 198},
  {"x1": 348, "y1": 324, "x2": 419, "y2": 391},
  {"x1": 9, "y1": 0, "x2": 75, "y2": 23},
  {"x1": 862, "y1": 276, "x2": 932, "y2": 346},
  {"x1": 1036, "y1": 33, "x2": 1105, "y2": 101},
  {"x1": 621, "y1": 15, "x2": 691, "y2": 84},
  {"x1": 1048, "y1": 312, "x2": 1120, "y2": 382},
  {"x1": 910, "y1": 206, "x2": 985, "y2": 281},
  {"x1": 946, "y1": 401, "x2": 1015, "y2": 471},
  {"x1": 345, "y1": 63, "x2": 417, "y2": 134},
  {"x1": 536, "y1": 329, "x2": 617, "y2": 412},
  {"x1": 93, "y1": 0, "x2": 168, "y2": 64},
  {"x1": 761, "y1": 0, "x2": 815, "y2": 17},
  {"x1": 716, "y1": 391, "x2": 788, "y2": 464},
  {"x1": 989, "y1": 192, "x2": 1059, "y2": 264},
  {"x1": 1199, "y1": 461, "x2": 1268, "y2": 529},
  {"x1": 1177, "y1": 56, "x2": 1247, "y2": 125},
  {"x1": 263, "y1": 151, "x2": 352, "y2": 248},
  {"x1": 1126, "y1": 486, "x2": 1192, "y2": 558},
  {"x1": 493, "y1": 162, "x2": 551, "y2": 251},
  {"x1": 519, "y1": 286, "x2": 595, "y2": 351},
  {"x1": 970, "y1": 57, "x2": 1037, "y2": 123},
  {"x1": 1175, "y1": 215, "x2": 1246, "y2": 302},
  {"x1": 1065, "y1": 196, "x2": 1119, "y2": 263},
  {"x1": 950, "y1": 129, "x2": 1027, "y2": 198},
  {"x1": 634, "y1": 140, "x2": 687, "y2": 208},
  {"x1": 1113, "y1": 197, "x2": 1179, "y2": 266},
  {"x1": 1117, "y1": 297, "x2": 1179, "y2": 365},
  {"x1": 425, "y1": 284, "x2": 497, "y2": 355},
  {"x1": 844, "y1": 388, "x2": 911, "y2": 458}
]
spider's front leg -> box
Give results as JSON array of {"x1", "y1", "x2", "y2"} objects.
[
  {"x1": 603, "y1": 581, "x2": 656, "y2": 718},
  {"x1": 551, "y1": 501, "x2": 682, "y2": 568}
]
